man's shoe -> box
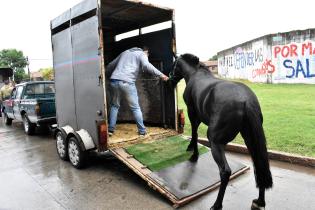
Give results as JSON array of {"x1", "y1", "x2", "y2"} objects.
[
  {"x1": 109, "y1": 131, "x2": 114, "y2": 137},
  {"x1": 139, "y1": 132, "x2": 147, "y2": 138}
]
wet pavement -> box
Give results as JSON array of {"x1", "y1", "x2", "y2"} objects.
[{"x1": 0, "y1": 119, "x2": 315, "y2": 210}]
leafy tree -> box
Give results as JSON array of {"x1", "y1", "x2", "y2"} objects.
[
  {"x1": 0, "y1": 49, "x2": 28, "y2": 83},
  {"x1": 39, "y1": 67, "x2": 54, "y2": 80},
  {"x1": 208, "y1": 54, "x2": 218, "y2": 61}
]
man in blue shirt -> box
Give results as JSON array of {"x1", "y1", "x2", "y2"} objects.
[{"x1": 106, "y1": 47, "x2": 169, "y2": 136}]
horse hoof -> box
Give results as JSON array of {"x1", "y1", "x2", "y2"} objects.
[
  {"x1": 210, "y1": 205, "x2": 222, "y2": 210},
  {"x1": 251, "y1": 199, "x2": 265, "y2": 210},
  {"x1": 189, "y1": 154, "x2": 199, "y2": 162}
]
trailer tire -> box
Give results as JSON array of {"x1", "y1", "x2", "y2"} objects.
[
  {"x1": 56, "y1": 131, "x2": 69, "y2": 161},
  {"x1": 68, "y1": 137, "x2": 86, "y2": 169},
  {"x1": 3, "y1": 112, "x2": 12, "y2": 125},
  {"x1": 23, "y1": 114, "x2": 35, "y2": 135}
]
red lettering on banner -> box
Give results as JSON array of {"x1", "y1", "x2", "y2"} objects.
[
  {"x1": 274, "y1": 44, "x2": 300, "y2": 58},
  {"x1": 252, "y1": 59, "x2": 275, "y2": 78},
  {"x1": 302, "y1": 42, "x2": 312, "y2": 56},
  {"x1": 281, "y1": 46, "x2": 290, "y2": 58},
  {"x1": 290, "y1": 44, "x2": 298, "y2": 57},
  {"x1": 274, "y1": 46, "x2": 281, "y2": 58}
]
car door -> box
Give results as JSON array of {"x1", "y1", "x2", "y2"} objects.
[
  {"x1": 13, "y1": 86, "x2": 24, "y2": 121},
  {"x1": 5, "y1": 88, "x2": 16, "y2": 119}
]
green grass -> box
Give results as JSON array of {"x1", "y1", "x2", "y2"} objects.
[
  {"x1": 125, "y1": 136, "x2": 209, "y2": 171},
  {"x1": 177, "y1": 79, "x2": 315, "y2": 157}
]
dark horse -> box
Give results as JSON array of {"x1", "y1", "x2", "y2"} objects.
[{"x1": 169, "y1": 54, "x2": 273, "y2": 210}]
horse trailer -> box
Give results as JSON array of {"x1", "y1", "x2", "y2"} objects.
[{"x1": 51, "y1": 0, "x2": 248, "y2": 207}]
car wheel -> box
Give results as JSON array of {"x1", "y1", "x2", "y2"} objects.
[
  {"x1": 56, "y1": 131, "x2": 69, "y2": 161},
  {"x1": 68, "y1": 137, "x2": 86, "y2": 169},
  {"x1": 3, "y1": 112, "x2": 12, "y2": 125},
  {"x1": 23, "y1": 114, "x2": 35, "y2": 135}
]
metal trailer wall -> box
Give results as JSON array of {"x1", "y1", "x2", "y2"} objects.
[
  {"x1": 218, "y1": 28, "x2": 315, "y2": 84},
  {"x1": 52, "y1": 0, "x2": 104, "y2": 144},
  {"x1": 52, "y1": 27, "x2": 78, "y2": 129}
]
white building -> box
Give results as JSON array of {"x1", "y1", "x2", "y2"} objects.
[{"x1": 218, "y1": 28, "x2": 315, "y2": 84}]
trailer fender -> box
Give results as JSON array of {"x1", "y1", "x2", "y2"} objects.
[
  {"x1": 75, "y1": 129, "x2": 95, "y2": 151},
  {"x1": 62, "y1": 125, "x2": 75, "y2": 134},
  {"x1": 54, "y1": 125, "x2": 74, "y2": 139}
]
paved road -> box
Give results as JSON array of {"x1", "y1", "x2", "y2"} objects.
[{"x1": 0, "y1": 119, "x2": 314, "y2": 210}]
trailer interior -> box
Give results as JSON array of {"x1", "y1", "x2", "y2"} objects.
[{"x1": 100, "y1": 0, "x2": 178, "y2": 147}]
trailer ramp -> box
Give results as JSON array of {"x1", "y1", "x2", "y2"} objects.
[{"x1": 110, "y1": 142, "x2": 249, "y2": 207}]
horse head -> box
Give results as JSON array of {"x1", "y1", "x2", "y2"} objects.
[{"x1": 169, "y1": 53, "x2": 200, "y2": 87}]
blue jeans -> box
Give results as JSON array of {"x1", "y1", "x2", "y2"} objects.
[{"x1": 108, "y1": 80, "x2": 146, "y2": 134}]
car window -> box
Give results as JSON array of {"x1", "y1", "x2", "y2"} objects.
[
  {"x1": 24, "y1": 85, "x2": 36, "y2": 99},
  {"x1": 44, "y1": 83, "x2": 55, "y2": 94},
  {"x1": 15, "y1": 86, "x2": 24, "y2": 99},
  {"x1": 24, "y1": 83, "x2": 55, "y2": 99}
]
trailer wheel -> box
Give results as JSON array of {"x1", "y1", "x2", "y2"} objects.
[
  {"x1": 23, "y1": 114, "x2": 35, "y2": 135},
  {"x1": 3, "y1": 112, "x2": 12, "y2": 125},
  {"x1": 68, "y1": 137, "x2": 86, "y2": 169},
  {"x1": 56, "y1": 131, "x2": 68, "y2": 161}
]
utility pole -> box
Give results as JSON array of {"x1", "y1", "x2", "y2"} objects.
[{"x1": 26, "y1": 56, "x2": 31, "y2": 81}]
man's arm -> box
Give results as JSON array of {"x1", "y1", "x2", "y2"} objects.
[
  {"x1": 139, "y1": 54, "x2": 168, "y2": 80},
  {"x1": 106, "y1": 53, "x2": 121, "y2": 78}
]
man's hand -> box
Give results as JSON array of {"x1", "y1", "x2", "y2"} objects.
[{"x1": 160, "y1": 74, "x2": 169, "y2": 81}]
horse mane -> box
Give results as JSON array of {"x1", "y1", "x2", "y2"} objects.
[
  {"x1": 181, "y1": 54, "x2": 199, "y2": 66},
  {"x1": 181, "y1": 53, "x2": 211, "y2": 72}
]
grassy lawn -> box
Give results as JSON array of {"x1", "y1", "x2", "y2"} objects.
[{"x1": 177, "y1": 79, "x2": 315, "y2": 157}]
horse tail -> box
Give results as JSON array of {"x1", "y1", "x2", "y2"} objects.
[{"x1": 243, "y1": 103, "x2": 273, "y2": 189}]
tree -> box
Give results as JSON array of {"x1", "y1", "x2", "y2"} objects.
[
  {"x1": 209, "y1": 54, "x2": 218, "y2": 61},
  {"x1": 0, "y1": 49, "x2": 28, "y2": 83},
  {"x1": 39, "y1": 67, "x2": 54, "y2": 80}
]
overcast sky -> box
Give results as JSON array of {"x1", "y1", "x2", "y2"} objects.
[{"x1": 1, "y1": 0, "x2": 314, "y2": 72}]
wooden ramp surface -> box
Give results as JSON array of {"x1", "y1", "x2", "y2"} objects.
[
  {"x1": 111, "y1": 147, "x2": 249, "y2": 207},
  {"x1": 149, "y1": 152, "x2": 247, "y2": 200}
]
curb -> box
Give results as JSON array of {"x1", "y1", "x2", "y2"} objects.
[{"x1": 194, "y1": 137, "x2": 315, "y2": 168}]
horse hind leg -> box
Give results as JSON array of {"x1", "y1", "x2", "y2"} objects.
[
  {"x1": 209, "y1": 141, "x2": 231, "y2": 210},
  {"x1": 186, "y1": 108, "x2": 200, "y2": 162},
  {"x1": 207, "y1": 121, "x2": 240, "y2": 210},
  {"x1": 241, "y1": 127, "x2": 266, "y2": 210}
]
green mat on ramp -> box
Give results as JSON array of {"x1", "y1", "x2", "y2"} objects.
[{"x1": 125, "y1": 136, "x2": 209, "y2": 171}]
